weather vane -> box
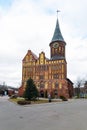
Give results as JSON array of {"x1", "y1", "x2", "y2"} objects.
[{"x1": 57, "y1": 10, "x2": 60, "y2": 18}]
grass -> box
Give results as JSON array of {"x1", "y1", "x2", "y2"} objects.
[
  {"x1": 9, "y1": 97, "x2": 49, "y2": 104},
  {"x1": 9, "y1": 97, "x2": 60, "y2": 105}
]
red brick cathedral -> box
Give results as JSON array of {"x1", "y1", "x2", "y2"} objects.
[{"x1": 19, "y1": 16, "x2": 73, "y2": 98}]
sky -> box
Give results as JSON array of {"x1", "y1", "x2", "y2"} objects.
[{"x1": 0, "y1": 0, "x2": 87, "y2": 87}]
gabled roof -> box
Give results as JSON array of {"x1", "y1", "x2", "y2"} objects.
[
  {"x1": 50, "y1": 18, "x2": 65, "y2": 44},
  {"x1": 31, "y1": 51, "x2": 38, "y2": 60},
  {"x1": 23, "y1": 50, "x2": 38, "y2": 61}
]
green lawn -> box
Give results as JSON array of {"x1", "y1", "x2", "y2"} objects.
[{"x1": 9, "y1": 97, "x2": 60, "y2": 105}]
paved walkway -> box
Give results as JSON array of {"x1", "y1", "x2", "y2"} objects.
[
  {"x1": 0, "y1": 95, "x2": 9, "y2": 99},
  {"x1": 0, "y1": 97, "x2": 87, "y2": 130}
]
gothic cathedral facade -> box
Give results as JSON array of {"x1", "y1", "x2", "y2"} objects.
[{"x1": 18, "y1": 17, "x2": 73, "y2": 98}]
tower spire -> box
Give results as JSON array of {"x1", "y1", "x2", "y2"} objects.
[{"x1": 50, "y1": 11, "x2": 65, "y2": 44}]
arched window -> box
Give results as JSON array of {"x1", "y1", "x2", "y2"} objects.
[
  {"x1": 55, "y1": 82, "x2": 58, "y2": 88},
  {"x1": 40, "y1": 81, "x2": 44, "y2": 88}
]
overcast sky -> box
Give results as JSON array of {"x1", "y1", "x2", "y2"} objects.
[{"x1": 0, "y1": 0, "x2": 87, "y2": 87}]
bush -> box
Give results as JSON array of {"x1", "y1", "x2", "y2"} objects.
[
  {"x1": 60, "y1": 96, "x2": 68, "y2": 101},
  {"x1": 17, "y1": 100, "x2": 31, "y2": 105}
]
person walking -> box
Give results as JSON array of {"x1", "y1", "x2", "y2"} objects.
[{"x1": 48, "y1": 94, "x2": 51, "y2": 102}]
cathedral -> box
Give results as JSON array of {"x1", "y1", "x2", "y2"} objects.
[{"x1": 18, "y1": 15, "x2": 73, "y2": 99}]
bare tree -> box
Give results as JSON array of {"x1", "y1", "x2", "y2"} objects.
[{"x1": 75, "y1": 78, "x2": 85, "y2": 98}]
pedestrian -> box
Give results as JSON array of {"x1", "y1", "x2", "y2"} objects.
[{"x1": 48, "y1": 94, "x2": 51, "y2": 102}]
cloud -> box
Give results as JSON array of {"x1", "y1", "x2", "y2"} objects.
[{"x1": 0, "y1": 0, "x2": 87, "y2": 87}]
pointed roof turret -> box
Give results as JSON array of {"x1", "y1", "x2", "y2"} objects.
[
  {"x1": 50, "y1": 12, "x2": 65, "y2": 45},
  {"x1": 51, "y1": 19, "x2": 64, "y2": 42}
]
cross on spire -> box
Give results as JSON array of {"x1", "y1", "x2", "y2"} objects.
[{"x1": 57, "y1": 10, "x2": 60, "y2": 18}]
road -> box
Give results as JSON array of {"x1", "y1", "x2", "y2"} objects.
[{"x1": 0, "y1": 96, "x2": 87, "y2": 130}]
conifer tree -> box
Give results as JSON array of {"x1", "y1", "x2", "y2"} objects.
[{"x1": 23, "y1": 78, "x2": 39, "y2": 100}]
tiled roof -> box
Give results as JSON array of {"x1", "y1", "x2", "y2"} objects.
[
  {"x1": 50, "y1": 55, "x2": 65, "y2": 60},
  {"x1": 51, "y1": 19, "x2": 64, "y2": 43}
]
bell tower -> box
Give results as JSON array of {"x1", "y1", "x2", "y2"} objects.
[{"x1": 49, "y1": 12, "x2": 66, "y2": 60}]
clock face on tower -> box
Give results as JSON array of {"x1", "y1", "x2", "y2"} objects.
[{"x1": 53, "y1": 42, "x2": 59, "y2": 48}]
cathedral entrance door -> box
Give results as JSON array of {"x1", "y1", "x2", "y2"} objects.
[{"x1": 40, "y1": 90, "x2": 44, "y2": 97}]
